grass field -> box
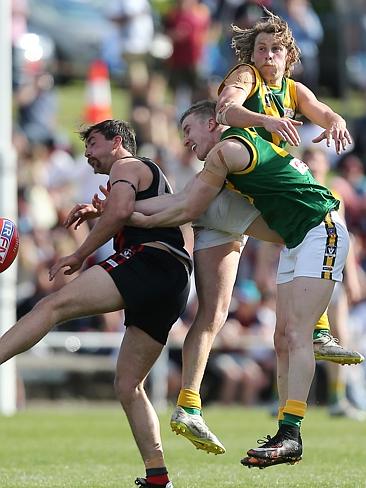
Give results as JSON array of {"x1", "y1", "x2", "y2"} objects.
[{"x1": 0, "y1": 403, "x2": 364, "y2": 488}]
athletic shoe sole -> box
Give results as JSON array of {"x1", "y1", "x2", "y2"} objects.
[
  {"x1": 170, "y1": 419, "x2": 225, "y2": 455},
  {"x1": 314, "y1": 352, "x2": 365, "y2": 365},
  {"x1": 241, "y1": 455, "x2": 302, "y2": 469}
]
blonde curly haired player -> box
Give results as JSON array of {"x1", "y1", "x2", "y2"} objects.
[{"x1": 169, "y1": 6, "x2": 360, "y2": 459}]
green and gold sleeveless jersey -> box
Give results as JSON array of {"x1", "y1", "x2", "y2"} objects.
[
  {"x1": 218, "y1": 63, "x2": 298, "y2": 148},
  {"x1": 221, "y1": 127, "x2": 340, "y2": 248}
]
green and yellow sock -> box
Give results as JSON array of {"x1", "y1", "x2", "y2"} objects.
[
  {"x1": 177, "y1": 389, "x2": 201, "y2": 415},
  {"x1": 313, "y1": 311, "x2": 330, "y2": 338},
  {"x1": 283, "y1": 399, "x2": 307, "y2": 428}
]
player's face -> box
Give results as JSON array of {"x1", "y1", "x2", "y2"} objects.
[
  {"x1": 84, "y1": 130, "x2": 115, "y2": 174},
  {"x1": 252, "y1": 33, "x2": 287, "y2": 83},
  {"x1": 181, "y1": 113, "x2": 214, "y2": 161}
]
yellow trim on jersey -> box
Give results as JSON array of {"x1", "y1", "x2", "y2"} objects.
[
  {"x1": 221, "y1": 129, "x2": 258, "y2": 175},
  {"x1": 258, "y1": 81, "x2": 280, "y2": 117},
  {"x1": 268, "y1": 141, "x2": 289, "y2": 157},
  {"x1": 285, "y1": 78, "x2": 298, "y2": 115},
  {"x1": 255, "y1": 69, "x2": 282, "y2": 146},
  {"x1": 246, "y1": 65, "x2": 260, "y2": 98},
  {"x1": 218, "y1": 63, "x2": 258, "y2": 96},
  {"x1": 225, "y1": 180, "x2": 254, "y2": 204}
]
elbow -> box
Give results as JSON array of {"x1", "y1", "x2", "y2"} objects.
[
  {"x1": 216, "y1": 101, "x2": 238, "y2": 126},
  {"x1": 216, "y1": 98, "x2": 236, "y2": 113}
]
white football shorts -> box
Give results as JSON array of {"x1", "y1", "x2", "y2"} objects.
[
  {"x1": 276, "y1": 211, "x2": 349, "y2": 284},
  {"x1": 192, "y1": 187, "x2": 260, "y2": 252}
]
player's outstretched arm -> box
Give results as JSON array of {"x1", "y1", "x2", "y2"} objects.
[
  {"x1": 51, "y1": 164, "x2": 139, "y2": 279},
  {"x1": 296, "y1": 82, "x2": 352, "y2": 154},
  {"x1": 130, "y1": 140, "x2": 248, "y2": 228},
  {"x1": 129, "y1": 174, "x2": 219, "y2": 228},
  {"x1": 132, "y1": 174, "x2": 200, "y2": 216}
]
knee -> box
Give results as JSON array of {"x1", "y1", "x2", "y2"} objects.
[
  {"x1": 285, "y1": 325, "x2": 307, "y2": 351},
  {"x1": 114, "y1": 375, "x2": 142, "y2": 406},
  {"x1": 196, "y1": 301, "x2": 229, "y2": 332},
  {"x1": 33, "y1": 292, "x2": 68, "y2": 324},
  {"x1": 33, "y1": 294, "x2": 58, "y2": 319}
]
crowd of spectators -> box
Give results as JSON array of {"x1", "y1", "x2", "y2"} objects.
[{"x1": 10, "y1": 0, "x2": 366, "y2": 412}]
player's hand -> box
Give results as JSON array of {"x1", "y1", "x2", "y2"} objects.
[
  {"x1": 92, "y1": 185, "x2": 109, "y2": 213},
  {"x1": 127, "y1": 212, "x2": 153, "y2": 228},
  {"x1": 263, "y1": 117, "x2": 303, "y2": 146},
  {"x1": 49, "y1": 253, "x2": 84, "y2": 281},
  {"x1": 312, "y1": 124, "x2": 352, "y2": 154},
  {"x1": 64, "y1": 203, "x2": 100, "y2": 230}
]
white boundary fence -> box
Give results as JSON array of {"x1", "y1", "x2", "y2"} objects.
[
  {"x1": 16, "y1": 331, "x2": 273, "y2": 411},
  {"x1": 17, "y1": 332, "x2": 170, "y2": 410}
]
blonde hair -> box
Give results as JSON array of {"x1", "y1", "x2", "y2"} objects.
[{"x1": 231, "y1": 7, "x2": 301, "y2": 77}]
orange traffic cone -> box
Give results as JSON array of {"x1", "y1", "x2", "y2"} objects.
[{"x1": 84, "y1": 59, "x2": 112, "y2": 123}]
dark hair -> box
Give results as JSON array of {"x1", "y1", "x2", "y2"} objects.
[
  {"x1": 78, "y1": 119, "x2": 137, "y2": 155},
  {"x1": 231, "y1": 7, "x2": 301, "y2": 77},
  {"x1": 180, "y1": 100, "x2": 217, "y2": 125}
]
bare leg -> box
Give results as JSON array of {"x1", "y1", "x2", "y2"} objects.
[
  {"x1": 170, "y1": 242, "x2": 241, "y2": 455},
  {"x1": 114, "y1": 326, "x2": 165, "y2": 467},
  {"x1": 242, "y1": 277, "x2": 336, "y2": 470},
  {"x1": 246, "y1": 215, "x2": 283, "y2": 244},
  {"x1": 285, "y1": 277, "x2": 335, "y2": 402},
  {"x1": 274, "y1": 282, "x2": 291, "y2": 409},
  {"x1": 181, "y1": 242, "x2": 242, "y2": 391},
  {"x1": 0, "y1": 266, "x2": 124, "y2": 364}
]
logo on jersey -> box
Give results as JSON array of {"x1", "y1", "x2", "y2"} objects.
[
  {"x1": 289, "y1": 158, "x2": 309, "y2": 175},
  {"x1": 106, "y1": 259, "x2": 118, "y2": 268},
  {"x1": 264, "y1": 93, "x2": 272, "y2": 108},
  {"x1": 121, "y1": 248, "x2": 133, "y2": 259},
  {"x1": 0, "y1": 220, "x2": 14, "y2": 264},
  {"x1": 284, "y1": 107, "x2": 295, "y2": 118},
  {"x1": 325, "y1": 245, "x2": 336, "y2": 256},
  {"x1": 322, "y1": 265, "x2": 334, "y2": 272}
]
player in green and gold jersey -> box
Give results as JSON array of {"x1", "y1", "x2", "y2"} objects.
[
  {"x1": 164, "y1": 8, "x2": 358, "y2": 457},
  {"x1": 130, "y1": 100, "x2": 351, "y2": 468}
]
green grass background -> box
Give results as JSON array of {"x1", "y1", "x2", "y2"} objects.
[{"x1": 0, "y1": 403, "x2": 364, "y2": 487}]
